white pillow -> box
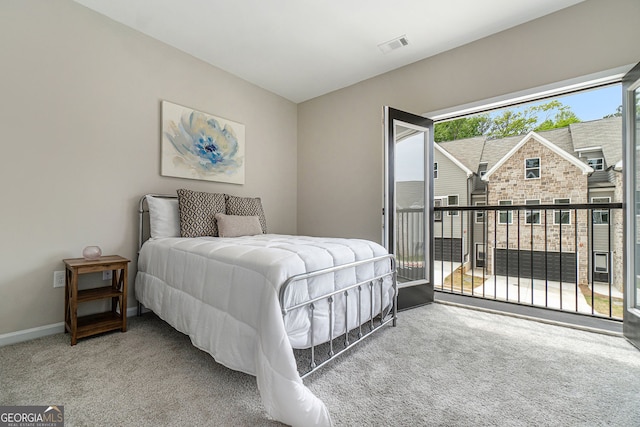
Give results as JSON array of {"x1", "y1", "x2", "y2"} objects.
[
  {"x1": 147, "y1": 195, "x2": 180, "y2": 238},
  {"x1": 214, "y1": 213, "x2": 263, "y2": 238}
]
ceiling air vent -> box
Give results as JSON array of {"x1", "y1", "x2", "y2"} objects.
[{"x1": 378, "y1": 35, "x2": 409, "y2": 54}]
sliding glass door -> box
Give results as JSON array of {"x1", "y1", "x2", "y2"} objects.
[
  {"x1": 384, "y1": 107, "x2": 434, "y2": 310},
  {"x1": 623, "y1": 62, "x2": 640, "y2": 349}
]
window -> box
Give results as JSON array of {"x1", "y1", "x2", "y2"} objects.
[
  {"x1": 525, "y1": 199, "x2": 541, "y2": 225},
  {"x1": 554, "y1": 198, "x2": 571, "y2": 225},
  {"x1": 447, "y1": 195, "x2": 459, "y2": 216},
  {"x1": 434, "y1": 198, "x2": 442, "y2": 221},
  {"x1": 593, "y1": 212, "x2": 609, "y2": 226},
  {"x1": 478, "y1": 162, "x2": 488, "y2": 177},
  {"x1": 475, "y1": 201, "x2": 486, "y2": 223},
  {"x1": 475, "y1": 243, "x2": 485, "y2": 264},
  {"x1": 587, "y1": 158, "x2": 605, "y2": 171},
  {"x1": 434, "y1": 162, "x2": 438, "y2": 179},
  {"x1": 592, "y1": 196, "x2": 611, "y2": 203},
  {"x1": 594, "y1": 252, "x2": 609, "y2": 273},
  {"x1": 592, "y1": 196, "x2": 611, "y2": 225},
  {"x1": 525, "y1": 158, "x2": 540, "y2": 179},
  {"x1": 499, "y1": 200, "x2": 512, "y2": 224}
]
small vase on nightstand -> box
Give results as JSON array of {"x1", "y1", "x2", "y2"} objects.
[{"x1": 82, "y1": 245, "x2": 102, "y2": 260}]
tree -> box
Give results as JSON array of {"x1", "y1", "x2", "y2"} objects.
[
  {"x1": 533, "y1": 101, "x2": 581, "y2": 131},
  {"x1": 487, "y1": 100, "x2": 580, "y2": 138},
  {"x1": 487, "y1": 109, "x2": 538, "y2": 138},
  {"x1": 603, "y1": 105, "x2": 622, "y2": 118},
  {"x1": 435, "y1": 101, "x2": 582, "y2": 142},
  {"x1": 434, "y1": 114, "x2": 491, "y2": 142}
]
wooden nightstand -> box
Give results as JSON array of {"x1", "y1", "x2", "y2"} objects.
[{"x1": 63, "y1": 255, "x2": 130, "y2": 345}]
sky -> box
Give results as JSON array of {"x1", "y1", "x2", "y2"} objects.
[
  {"x1": 509, "y1": 84, "x2": 622, "y2": 122},
  {"x1": 559, "y1": 85, "x2": 621, "y2": 121},
  {"x1": 395, "y1": 84, "x2": 622, "y2": 182}
]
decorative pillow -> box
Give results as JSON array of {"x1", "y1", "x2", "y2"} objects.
[
  {"x1": 177, "y1": 189, "x2": 226, "y2": 237},
  {"x1": 225, "y1": 195, "x2": 267, "y2": 233},
  {"x1": 147, "y1": 195, "x2": 180, "y2": 238},
  {"x1": 215, "y1": 213, "x2": 263, "y2": 238}
]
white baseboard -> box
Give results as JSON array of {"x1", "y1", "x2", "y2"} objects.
[
  {"x1": 0, "y1": 322, "x2": 65, "y2": 347},
  {"x1": 0, "y1": 306, "x2": 142, "y2": 347}
]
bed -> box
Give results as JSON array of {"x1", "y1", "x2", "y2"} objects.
[{"x1": 135, "y1": 191, "x2": 397, "y2": 427}]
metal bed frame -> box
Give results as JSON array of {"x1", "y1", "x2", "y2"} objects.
[{"x1": 137, "y1": 194, "x2": 398, "y2": 378}]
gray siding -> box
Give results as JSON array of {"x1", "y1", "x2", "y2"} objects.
[
  {"x1": 470, "y1": 194, "x2": 487, "y2": 268},
  {"x1": 589, "y1": 190, "x2": 615, "y2": 251},
  {"x1": 434, "y1": 149, "x2": 469, "y2": 241}
]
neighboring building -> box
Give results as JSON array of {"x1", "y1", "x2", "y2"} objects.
[
  {"x1": 433, "y1": 116, "x2": 622, "y2": 289},
  {"x1": 482, "y1": 131, "x2": 592, "y2": 285},
  {"x1": 432, "y1": 142, "x2": 476, "y2": 262}
]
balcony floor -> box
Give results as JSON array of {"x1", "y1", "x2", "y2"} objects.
[{"x1": 435, "y1": 291, "x2": 623, "y2": 335}]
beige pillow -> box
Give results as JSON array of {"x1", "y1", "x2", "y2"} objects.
[
  {"x1": 215, "y1": 213, "x2": 263, "y2": 238},
  {"x1": 177, "y1": 189, "x2": 226, "y2": 237}
]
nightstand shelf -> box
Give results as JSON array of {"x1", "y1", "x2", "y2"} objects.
[
  {"x1": 77, "y1": 286, "x2": 123, "y2": 303},
  {"x1": 63, "y1": 255, "x2": 130, "y2": 345},
  {"x1": 75, "y1": 312, "x2": 124, "y2": 338}
]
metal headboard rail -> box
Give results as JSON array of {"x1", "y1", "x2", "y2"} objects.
[{"x1": 138, "y1": 194, "x2": 177, "y2": 252}]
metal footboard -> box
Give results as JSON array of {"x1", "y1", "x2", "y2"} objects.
[{"x1": 279, "y1": 254, "x2": 398, "y2": 379}]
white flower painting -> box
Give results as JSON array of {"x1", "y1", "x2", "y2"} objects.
[{"x1": 161, "y1": 101, "x2": 245, "y2": 184}]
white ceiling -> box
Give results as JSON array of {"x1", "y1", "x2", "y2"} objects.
[{"x1": 73, "y1": 0, "x2": 584, "y2": 103}]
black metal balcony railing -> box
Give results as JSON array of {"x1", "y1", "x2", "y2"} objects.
[{"x1": 396, "y1": 203, "x2": 624, "y2": 320}]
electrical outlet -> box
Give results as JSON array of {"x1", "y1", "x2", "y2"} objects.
[
  {"x1": 103, "y1": 270, "x2": 113, "y2": 280},
  {"x1": 53, "y1": 271, "x2": 65, "y2": 288}
]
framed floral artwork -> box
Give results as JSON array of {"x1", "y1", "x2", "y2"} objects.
[{"x1": 161, "y1": 100, "x2": 245, "y2": 184}]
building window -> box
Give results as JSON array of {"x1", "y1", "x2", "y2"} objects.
[
  {"x1": 475, "y1": 201, "x2": 486, "y2": 223},
  {"x1": 594, "y1": 252, "x2": 609, "y2": 273},
  {"x1": 475, "y1": 243, "x2": 485, "y2": 266},
  {"x1": 554, "y1": 198, "x2": 571, "y2": 225},
  {"x1": 525, "y1": 199, "x2": 541, "y2": 225},
  {"x1": 592, "y1": 196, "x2": 611, "y2": 225},
  {"x1": 499, "y1": 200, "x2": 512, "y2": 224},
  {"x1": 447, "y1": 195, "x2": 459, "y2": 216},
  {"x1": 434, "y1": 162, "x2": 438, "y2": 179},
  {"x1": 525, "y1": 158, "x2": 540, "y2": 179},
  {"x1": 478, "y1": 162, "x2": 488, "y2": 177},
  {"x1": 434, "y1": 198, "x2": 442, "y2": 221},
  {"x1": 587, "y1": 158, "x2": 605, "y2": 171}
]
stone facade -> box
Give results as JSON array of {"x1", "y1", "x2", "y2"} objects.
[
  {"x1": 485, "y1": 136, "x2": 590, "y2": 285},
  {"x1": 612, "y1": 169, "x2": 624, "y2": 292}
]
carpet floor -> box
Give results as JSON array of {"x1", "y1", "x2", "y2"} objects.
[{"x1": 1, "y1": 303, "x2": 639, "y2": 426}]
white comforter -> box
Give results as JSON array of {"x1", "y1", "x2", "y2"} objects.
[{"x1": 135, "y1": 234, "x2": 393, "y2": 427}]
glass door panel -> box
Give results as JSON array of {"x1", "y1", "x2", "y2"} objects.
[
  {"x1": 384, "y1": 107, "x2": 434, "y2": 310},
  {"x1": 623, "y1": 62, "x2": 640, "y2": 348}
]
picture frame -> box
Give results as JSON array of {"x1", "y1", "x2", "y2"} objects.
[{"x1": 161, "y1": 100, "x2": 245, "y2": 184}]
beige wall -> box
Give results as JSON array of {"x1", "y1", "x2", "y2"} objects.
[
  {"x1": 0, "y1": 1, "x2": 297, "y2": 334},
  {"x1": 297, "y1": 0, "x2": 640, "y2": 244}
]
